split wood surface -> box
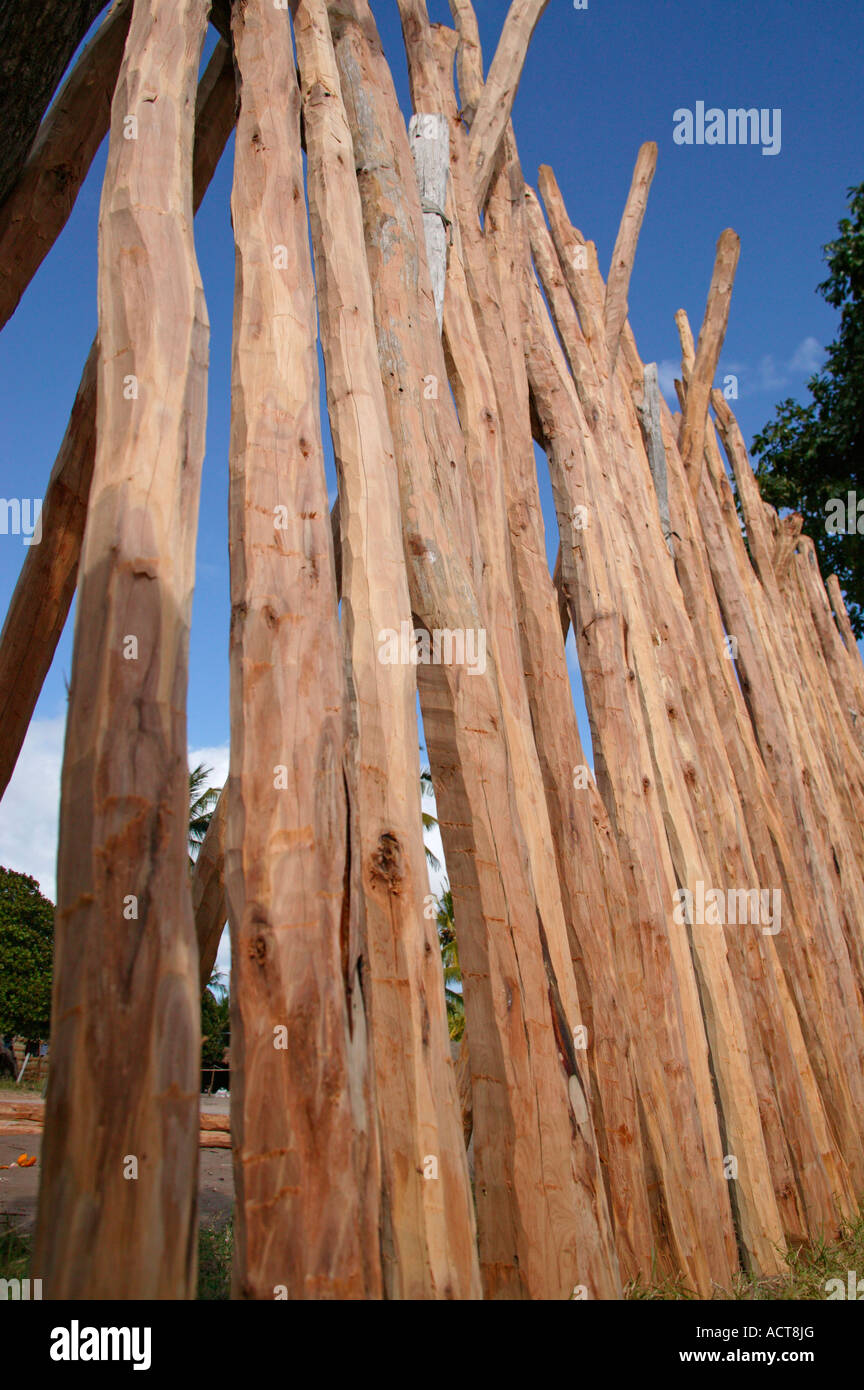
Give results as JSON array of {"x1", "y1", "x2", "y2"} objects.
[{"x1": 1, "y1": 0, "x2": 862, "y2": 1300}]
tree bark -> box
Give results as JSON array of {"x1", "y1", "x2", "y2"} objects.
[
  {"x1": 0, "y1": 0, "x2": 109, "y2": 210},
  {"x1": 0, "y1": 0, "x2": 132, "y2": 332}
]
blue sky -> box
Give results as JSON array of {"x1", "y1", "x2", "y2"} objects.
[{"x1": 0, "y1": 0, "x2": 861, "y2": 927}]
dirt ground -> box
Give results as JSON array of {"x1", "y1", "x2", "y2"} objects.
[{"x1": 0, "y1": 1095, "x2": 233, "y2": 1238}]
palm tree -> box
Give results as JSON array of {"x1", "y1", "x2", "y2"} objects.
[
  {"x1": 420, "y1": 765, "x2": 442, "y2": 873},
  {"x1": 436, "y1": 888, "x2": 465, "y2": 1041},
  {"x1": 189, "y1": 763, "x2": 220, "y2": 867}
]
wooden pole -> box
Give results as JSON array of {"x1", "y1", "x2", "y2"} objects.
[
  {"x1": 34, "y1": 0, "x2": 212, "y2": 1300},
  {"x1": 467, "y1": 0, "x2": 549, "y2": 211},
  {"x1": 0, "y1": 0, "x2": 110, "y2": 209},
  {"x1": 604, "y1": 141, "x2": 656, "y2": 370},
  {"x1": 0, "y1": 38, "x2": 236, "y2": 801},
  {"x1": 294, "y1": 0, "x2": 480, "y2": 1300},
  {"x1": 678, "y1": 229, "x2": 740, "y2": 496},
  {"x1": 0, "y1": 0, "x2": 132, "y2": 331},
  {"x1": 332, "y1": 0, "x2": 620, "y2": 1300},
  {"x1": 225, "y1": 0, "x2": 380, "y2": 1301}
]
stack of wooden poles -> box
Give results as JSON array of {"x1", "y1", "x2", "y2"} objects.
[{"x1": 0, "y1": 0, "x2": 862, "y2": 1300}]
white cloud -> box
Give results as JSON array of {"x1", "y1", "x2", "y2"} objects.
[
  {"x1": 790, "y1": 335, "x2": 823, "y2": 374},
  {"x1": 188, "y1": 744, "x2": 229, "y2": 790},
  {"x1": 0, "y1": 724, "x2": 230, "y2": 909},
  {"x1": 0, "y1": 715, "x2": 65, "y2": 901}
]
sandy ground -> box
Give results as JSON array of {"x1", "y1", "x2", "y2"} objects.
[{"x1": 0, "y1": 1096, "x2": 233, "y2": 1238}]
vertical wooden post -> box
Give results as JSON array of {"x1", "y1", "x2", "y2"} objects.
[
  {"x1": 0, "y1": 38, "x2": 236, "y2": 801},
  {"x1": 34, "y1": 0, "x2": 212, "y2": 1300},
  {"x1": 639, "y1": 363, "x2": 674, "y2": 554},
  {"x1": 409, "y1": 112, "x2": 449, "y2": 332},
  {"x1": 226, "y1": 0, "x2": 379, "y2": 1301},
  {"x1": 294, "y1": 0, "x2": 480, "y2": 1300}
]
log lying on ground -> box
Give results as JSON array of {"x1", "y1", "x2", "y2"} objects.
[
  {"x1": 34, "y1": 0, "x2": 212, "y2": 1301},
  {"x1": 331, "y1": 0, "x2": 620, "y2": 1301},
  {"x1": 0, "y1": 39, "x2": 236, "y2": 802},
  {"x1": 295, "y1": 0, "x2": 480, "y2": 1301},
  {"x1": 225, "y1": 0, "x2": 379, "y2": 1302},
  {"x1": 0, "y1": 0, "x2": 132, "y2": 331}
]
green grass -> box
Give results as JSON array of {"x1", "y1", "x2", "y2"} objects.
[
  {"x1": 627, "y1": 1214, "x2": 864, "y2": 1300},
  {"x1": 0, "y1": 1078, "x2": 43, "y2": 1097},
  {"x1": 198, "y1": 1220, "x2": 232, "y2": 1300},
  {"x1": 0, "y1": 1218, "x2": 234, "y2": 1299},
  {"x1": 2, "y1": 1212, "x2": 861, "y2": 1300}
]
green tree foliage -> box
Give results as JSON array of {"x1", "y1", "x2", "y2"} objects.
[
  {"x1": 189, "y1": 762, "x2": 220, "y2": 866},
  {"x1": 201, "y1": 969, "x2": 230, "y2": 1076},
  {"x1": 436, "y1": 888, "x2": 464, "y2": 1042},
  {"x1": 752, "y1": 182, "x2": 864, "y2": 635},
  {"x1": 0, "y1": 867, "x2": 53, "y2": 1039}
]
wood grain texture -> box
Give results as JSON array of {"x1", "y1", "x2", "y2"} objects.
[
  {"x1": 677, "y1": 229, "x2": 740, "y2": 495},
  {"x1": 226, "y1": 0, "x2": 379, "y2": 1301},
  {"x1": 0, "y1": 38, "x2": 236, "y2": 802},
  {"x1": 295, "y1": 0, "x2": 480, "y2": 1300},
  {"x1": 33, "y1": 0, "x2": 212, "y2": 1300},
  {"x1": 604, "y1": 141, "x2": 656, "y2": 369},
  {"x1": 332, "y1": 0, "x2": 621, "y2": 1300},
  {"x1": 467, "y1": 0, "x2": 549, "y2": 210}
]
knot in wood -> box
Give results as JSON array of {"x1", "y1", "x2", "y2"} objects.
[{"x1": 370, "y1": 832, "x2": 403, "y2": 892}]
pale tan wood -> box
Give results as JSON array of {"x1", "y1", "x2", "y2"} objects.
[
  {"x1": 33, "y1": 0, "x2": 213, "y2": 1301},
  {"x1": 226, "y1": 0, "x2": 379, "y2": 1302},
  {"x1": 0, "y1": 38, "x2": 236, "y2": 802},
  {"x1": 466, "y1": 0, "x2": 549, "y2": 210},
  {"x1": 537, "y1": 164, "x2": 604, "y2": 350},
  {"x1": 484, "y1": 130, "x2": 656, "y2": 1282},
  {"x1": 447, "y1": 0, "x2": 484, "y2": 116},
  {"x1": 683, "y1": 382, "x2": 864, "y2": 1193},
  {"x1": 677, "y1": 229, "x2": 740, "y2": 496},
  {"x1": 295, "y1": 0, "x2": 480, "y2": 1300},
  {"x1": 525, "y1": 180, "x2": 817, "y2": 1273},
  {"x1": 401, "y1": 6, "x2": 628, "y2": 1287},
  {"x1": 523, "y1": 267, "x2": 744, "y2": 1292},
  {"x1": 604, "y1": 141, "x2": 656, "y2": 369},
  {"x1": 827, "y1": 573, "x2": 859, "y2": 654},
  {"x1": 0, "y1": 0, "x2": 132, "y2": 332},
  {"x1": 331, "y1": 0, "x2": 620, "y2": 1300}
]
